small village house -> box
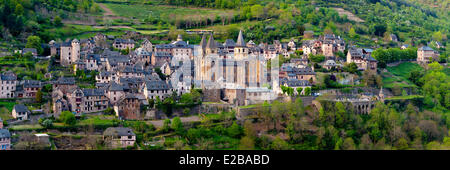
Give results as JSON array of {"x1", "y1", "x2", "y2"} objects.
[
  {"x1": 0, "y1": 129, "x2": 11, "y2": 150},
  {"x1": 103, "y1": 127, "x2": 136, "y2": 148},
  {"x1": 12, "y1": 104, "x2": 31, "y2": 121}
]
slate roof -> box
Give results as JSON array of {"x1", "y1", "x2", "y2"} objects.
[
  {"x1": 109, "y1": 82, "x2": 124, "y2": 91},
  {"x1": 108, "y1": 56, "x2": 130, "y2": 66},
  {"x1": 55, "y1": 77, "x2": 75, "y2": 85},
  {"x1": 199, "y1": 34, "x2": 208, "y2": 49},
  {"x1": 61, "y1": 41, "x2": 72, "y2": 47},
  {"x1": 348, "y1": 47, "x2": 363, "y2": 57},
  {"x1": 0, "y1": 129, "x2": 11, "y2": 138},
  {"x1": 114, "y1": 38, "x2": 135, "y2": 44},
  {"x1": 99, "y1": 71, "x2": 112, "y2": 77},
  {"x1": 324, "y1": 60, "x2": 337, "y2": 66},
  {"x1": 86, "y1": 54, "x2": 101, "y2": 62},
  {"x1": 153, "y1": 51, "x2": 172, "y2": 58},
  {"x1": 290, "y1": 58, "x2": 308, "y2": 62},
  {"x1": 0, "y1": 72, "x2": 17, "y2": 81},
  {"x1": 419, "y1": 46, "x2": 434, "y2": 51},
  {"x1": 14, "y1": 104, "x2": 29, "y2": 113},
  {"x1": 135, "y1": 48, "x2": 152, "y2": 56},
  {"x1": 102, "y1": 49, "x2": 121, "y2": 57},
  {"x1": 82, "y1": 88, "x2": 105, "y2": 96},
  {"x1": 366, "y1": 55, "x2": 377, "y2": 62},
  {"x1": 236, "y1": 30, "x2": 246, "y2": 47},
  {"x1": 103, "y1": 127, "x2": 135, "y2": 137},
  {"x1": 281, "y1": 66, "x2": 316, "y2": 75},
  {"x1": 206, "y1": 33, "x2": 216, "y2": 49},
  {"x1": 281, "y1": 78, "x2": 311, "y2": 87},
  {"x1": 171, "y1": 40, "x2": 190, "y2": 48},
  {"x1": 292, "y1": 67, "x2": 316, "y2": 75},
  {"x1": 145, "y1": 80, "x2": 171, "y2": 90},
  {"x1": 223, "y1": 39, "x2": 236, "y2": 47},
  {"x1": 121, "y1": 65, "x2": 144, "y2": 74},
  {"x1": 23, "y1": 80, "x2": 42, "y2": 88}
]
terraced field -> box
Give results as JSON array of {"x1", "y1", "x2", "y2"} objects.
[
  {"x1": 103, "y1": 3, "x2": 237, "y2": 21},
  {"x1": 382, "y1": 62, "x2": 423, "y2": 88}
]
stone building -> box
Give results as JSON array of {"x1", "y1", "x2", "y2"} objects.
[
  {"x1": 12, "y1": 104, "x2": 30, "y2": 121},
  {"x1": 141, "y1": 38, "x2": 153, "y2": 52},
  {"x1": 346, "y1": 47, "x2": 378, "y2": 71},
  {"x1": 16, "y1": 80, "x2": 42, "y2": 98},
  {"x1": 85, "y1": 54, "x2": 101, "y2": 71},
  {"x1": 133, "y1": 48, "x2": 152, "y2": 65},
  {"x1": 195, "y1": 30, "x2": 265, "y2": 90},
  {"x1": 281, "y1": 78, "x2": 312, "y2": 95},
  {"x1": 417, "y1": 46, "x2": 439, "y2": 63},
  {"x1": 59, "y1": 39, "x2": 80, "y2": 66},
  {"x1": 67, "y1": 88, "x2": 109, "y2": 115},
  {"x1": 152, "y1": 51, "x2": 173, "y2": 67},
  {"x1": 103, "y1": 127, "x2": 136, "y2": 148},
  {"x1": 113, "y1": 38, "x2": 135, "y2": 50},
  {"x1": 114, "y1": 94, "x2": 142, "y2": 120},
  {"x1": 142, "y1": 78, "x2": 172, "y2": 100},
  {"x1": 171, "y1": 34, "x2": 194, "y2": 60},
  {"x1": 0, "y1": 71, "x2": 17, "y2": 98},
  {"x1": 106, "y1": 82, "x2": 125, "y2": 105},
  {"x1": 280, "y1": 66, "x2": 316, "y2": 83},
  {"x1": 53, "y1": 77, "x2": 77, "y2": 95},
  {"x1": 49, "y1": 40, "x2": 60, "y2": 57},
  {"x1": 288, "y1": 39, "x2": 296, "y2": 51},
  {"x1": 0, "y1": 129, "x2": 11, "y2": 150}
]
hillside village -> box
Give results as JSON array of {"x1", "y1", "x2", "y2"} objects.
[{"x1": 0, "y1": 25, "x2": 447, "y2": 150}]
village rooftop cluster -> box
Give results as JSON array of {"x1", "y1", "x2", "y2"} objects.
[{"x1": 0, "y1": 29, "x2": 443, "y2": 150}]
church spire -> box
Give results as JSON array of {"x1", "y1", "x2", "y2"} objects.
[
  {"x1": 236, "y1": 30, "x2": 246, "y2": 47},
  {"x1": 206, "y1": 33, "x2": 216, "y2": 49},
  {"x1": 379, "y1": 86, "x2": 385, "y2": 102},
  {"x1": 199, "y1": 34, "x2": 207, "y2": 49},
  {"x1": 176, "y1": 34, "x2": 183, "y2": 41}
]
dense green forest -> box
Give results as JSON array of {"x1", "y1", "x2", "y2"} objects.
[
  {"x1": 0, "y1": 0, "x2": 100, "y2": 46},
  {"x1": 1, "y1": 0, "x2": 448, "y2": 50}
]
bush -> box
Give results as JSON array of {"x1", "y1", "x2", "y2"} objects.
[
  {"x1": 227, "y1": 122, "x2": 243, "y2": 138},
  {"x1": 171, "y1": 117, "x2": 184, "y2": 135},
  {"x1": 60, "y1": 111, "x2": 76, "y2": 126},
  {"x1": 309, "y1": 54, "x2": 325, "y2": 63},
  {"x1": 41, "y1": 119, "x2": 53, "y2": 128}
]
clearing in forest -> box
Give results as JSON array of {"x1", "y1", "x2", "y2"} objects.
[{"x1": 331, "y1": 7, "x2": 365, "y2": 23}]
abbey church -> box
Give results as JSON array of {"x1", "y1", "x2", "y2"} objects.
[{"x1": 194, "y1": 30, "x2": 276, "y2": 105}]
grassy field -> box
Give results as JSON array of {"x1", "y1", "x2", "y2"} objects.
[
  {"x1": 387, "y1": 62, "x2": 423, "y2": 78},
  {"x1": 382, "y1": 62, "x2": 423, "y2": 88},
  {"x1": 0, "y1": 101, "x2": 16, "y2": 112},
  {"x1": 385, "y1": 95, "x2": 424, "y2": 100},
  {"x1": 104, "y1": 3, "x2": 236, "y2": 22},
  {"x1": 49, "y1": 24, "x2": 128, "y2": 40},
  {"x1": 78, "y1": 115, "x2": 117, "y2": 126},
  {"x1": 0, "y1": 100, "x2": 16, "y2": 120},
  {"x1": 9, "y1": 124, "x2": 44, "y2": 131}
]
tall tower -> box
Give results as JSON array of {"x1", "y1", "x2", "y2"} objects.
[
  {"x1": 379, "y1": 86, "x2": 385, "y2": 103},
  {"x1": 177, "y1": 34, "x2": 183, "y2": 41},
  {"x1": 234, "y1": 30, "x2": 248, "y2": 60},
  {"x1": 71, "y1": 39, "x2": 80, "y2": 64},
  {"x1": 205, "y1": 33, "x2": 217, "y2": 55},
  {"x1": 199, "y1": 34, "x2": 207, "y2": 56}
]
